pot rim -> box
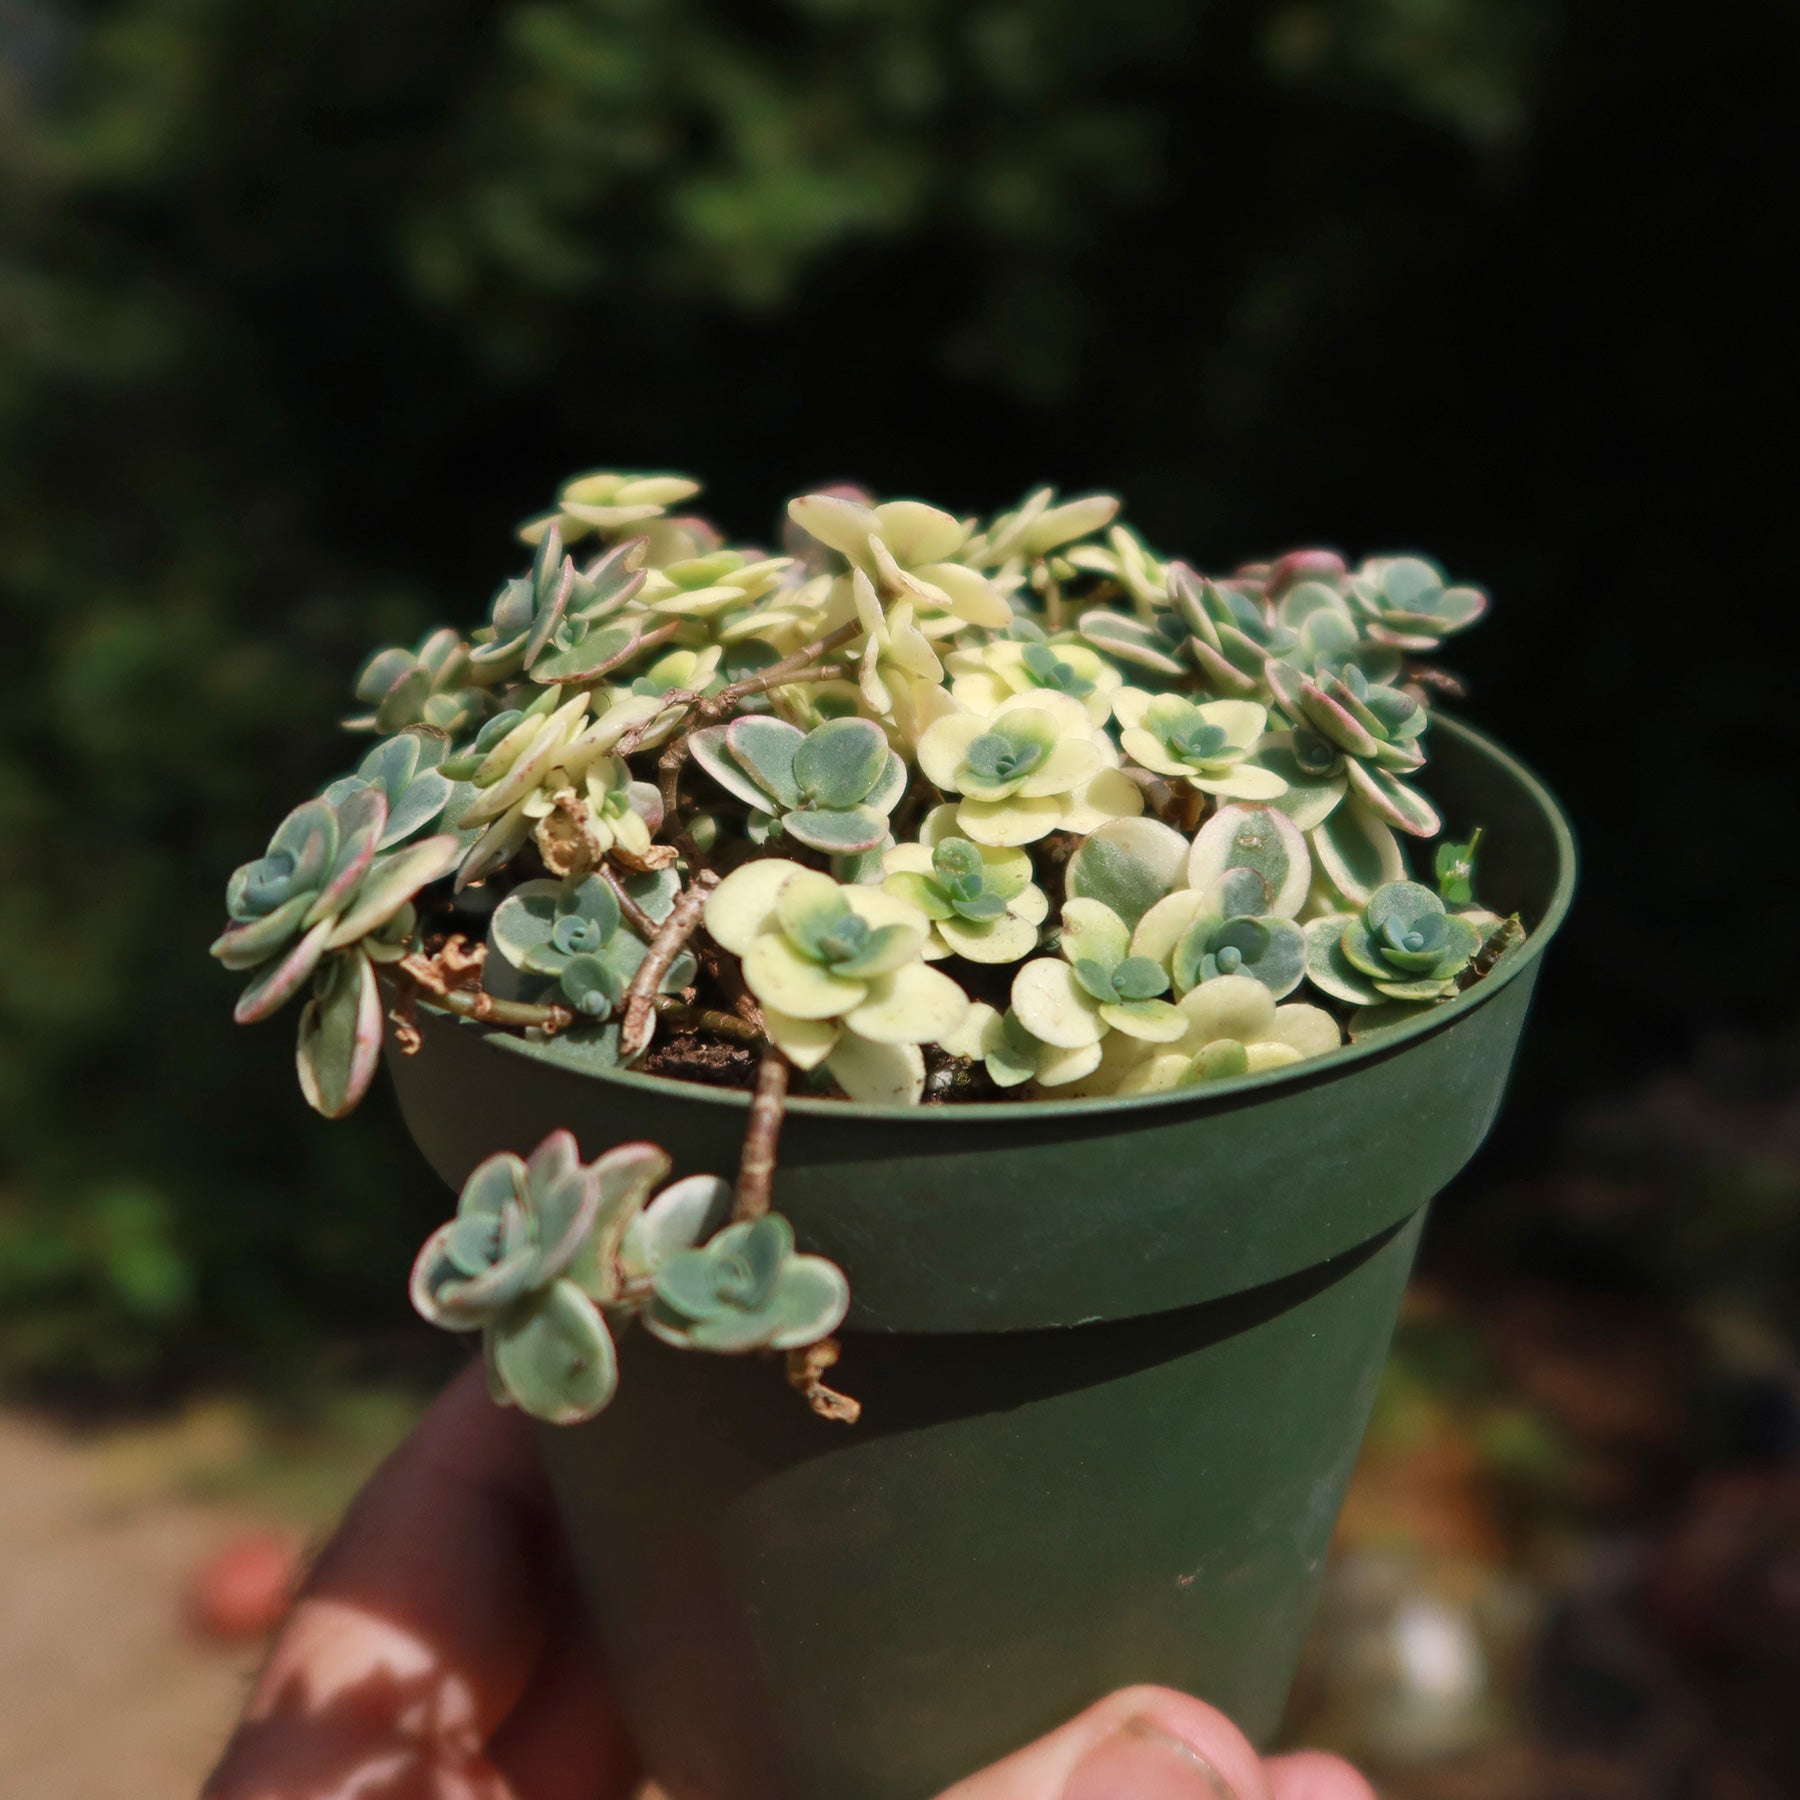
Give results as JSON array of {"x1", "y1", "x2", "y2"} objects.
[{"x1": 455, "y1": 714, "x2": 1576, "y2": 1125}]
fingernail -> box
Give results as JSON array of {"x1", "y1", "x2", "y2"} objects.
[{"x1": 1062, "y1": 1716, "x2": 1239, "y2": 1800}]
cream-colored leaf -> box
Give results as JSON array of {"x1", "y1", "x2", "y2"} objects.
[
  {"x1": 993, "y1": 687, "x2": 1090, "y2": 735},
  {"x1": 1033, "y1": 1040, "x2": 1106, "y2": 1087},
  {"x1": 1131, "y1": 890, "x2": 1207, "y2": 967},
  {"x1": 916, "y1": 712, "x2": 987, "y2": 790},
  {"x1": 1061, "y1": 896, "x2": 1131, "y2": 966},
  {"x1": 763, "y1": 1008, "x2": 840, "y2": 1070},
  {"x1": 1116, "y1": 1053, "x2": 1194, "y2": 1096},
  {"x1": 881, "y1": 841, "x2": 934, "y2": 876},
  {"x1": 1111, "y1": 687, "x2": 1155, "y2": 730},
  {"x1": 827, "y1": 1035, "x2": 926, "y2": 1106},
  {"x1": 1058, "y1": 765, "x2": 1146, "y2": 834},
  {"x1": 844, "y1": 961, "x2": 971, "y2": 1045},
  {"x1": 919, "y1": 561, "x2": 1012, "y2": 627},
  {"x1": 956, "y1": 794, "x2": 1063, "y2": 846},
  {"x1": 704, "y1": 857, "x2": 807, "y2": 955},
  {"x1": 789, "y1": 493, "x2": 878, "y2": 559},
  {"x1": 743, "y1": 934, "x2": 867, "y2": 1021},
  {"x1": 1009, "y1": 883, "x2": 1051, "y2": 925},
  {"x1": 875, "y1": 501, "x2": 967, "y2": 566},
  {"x1": 1196, "y1": 764, "x2": 1289, "y2": 801},
  {"x1": 1011, "y1": 959, "x2": 1105, "y2": 1048},
  {"x1": 1197, "y1": 699, "x2": 1269, "y2": 746},
  {"x1": 1016, "y1": 735, "x2": 1101, "y2": 798},
  {"x1": 1057, "y1": 1029, "x2": 1155, "y2": 1097},
  {"x1": 1267, "y1": 1003, "x2": 1342, "y2": 1059},
  {"x1": 937, "y1": 910, "x2": 1041, "y2": 964},
  {"x1": 1175, "y1": 974, "x2": 1277, "y2": 1047},
  {"x1": 938, "y1": 1000, "x2": 1007, "y2": 1061},
  {"x1": 1099, "y1": 998, "x2": 1189, "y2": 1042},
  {"x1": 1120, "y1": 727, "x2": 1189, "y2": 780}
]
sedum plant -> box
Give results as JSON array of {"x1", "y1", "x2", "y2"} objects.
[
  {"x1": 214, "y1": 466, "x2": 1526, "y2": 1422},
  {"x1": 410, "y1": 1131, "x2": 848, "y2": 1423}
]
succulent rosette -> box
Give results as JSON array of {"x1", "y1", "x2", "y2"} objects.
[
  {"x1": 638, "y1": 1212, "x2": 851, "y2": 1354},
  {"x1": 1304, "y1": 879, "x2": 1484, "y2": 1005},
  {"x1": 690, "y1": 714, "x2": 906, "y2": 855},
  {"x1": 1010, "y1": 897, "x2": 1188, "y2": 1053},
  {"x1": 881, "y1": 807, "x2": 1049, "y2": 964},
  {"x1": 1112, "y1": 691, "x2": 1284, "y2": 800},
  {"x1": 946, "y1": 633, "x2": 1123, "y2": 726},
  {"x1": 705, "y1": 860, "x2": 969, "y2": 1103},
  {"x1": 519, "y1": 470, "x2": 702, "y2": 547},
  {"x1": 1348, "y1": 555, "x2": 1487, "y2": 652},
  {"x1": 323, "y1": 729, "x2": 460, "y2": 850},
  {"x1": 786, "y1": 494, "x2": 1013, "y2": 638},
  {"x1": 348, "y1": 626, "x2": 491, "y2": 736},
  {"x1": 487, "y1": 869, "x2": 693, "y2": 1020},
  {"x1": 917, "y1": 690, "x2": 1142, "y2": 847},
  {"x1": 1108, "y1": 974, "x2": 1343, "y2": 1093}
]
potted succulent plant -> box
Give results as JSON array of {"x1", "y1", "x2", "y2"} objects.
[{"x1": 211, "y1": 470, "x2": 1574, "y2": 1800}]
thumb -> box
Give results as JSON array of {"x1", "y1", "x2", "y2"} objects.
[{"x1": 934, "y1": 1686, "x2": 1270, "y2": 1800}]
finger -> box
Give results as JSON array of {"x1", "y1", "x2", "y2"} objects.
[
  {"x1": 207, "y1": 1363, "x2": 635, "y2": 1800},
  {"x1": 936, "y1": 1685, "x2": 1273, "y2": 1800},
  {"x1": 1267, "y1": 1750, "x2": 1378, "y2": 1800},
  {"x1": 487, "y1": 1592, "x2": 639, "y2": 1800}
]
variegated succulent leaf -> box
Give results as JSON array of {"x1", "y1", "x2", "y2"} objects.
[
  {"x1": 644, "y1": 1212, "x2": 851, "y2": 1353},
  {"x1": 1305, "y1": 878, "x2": 1487, "y2": 1005},
  {"x1": 488, "y1": 872, "x2": 692, "y2": 1021}
]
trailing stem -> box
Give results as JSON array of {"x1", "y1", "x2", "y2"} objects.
[
  {"x1": 787, "y1": 1338, "x2": 862, "y2": 1426},
  {"x1": 393, "y1": 953, "x2": 575, "y2": 1033},
  {"x1": 733, "y1": 1046, "x2": 790, "y2": 1222},
  {"x1": 619, "y1": 869, "x2": 720, "y2": 1058},
  {"x1": 598, "y1": 862, "x2": 662, "y2": 937}
]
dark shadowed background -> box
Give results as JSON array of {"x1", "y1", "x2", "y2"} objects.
[{"x1": 3, "y1": 2, "x2": 1799, "y2": 1792}]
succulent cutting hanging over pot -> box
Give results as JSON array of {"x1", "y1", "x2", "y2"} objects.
[{"x1": 211, "y1": 469, "x2": 1521, "y2": 1422}]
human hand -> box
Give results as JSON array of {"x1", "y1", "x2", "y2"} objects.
[{"x1": 205, "y1": 1366, "x2": 1373, "y2": 1800}]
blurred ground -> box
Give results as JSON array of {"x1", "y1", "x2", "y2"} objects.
[{"x1": 0, "y1": 1411, "x2": 266, "y2": 1800}]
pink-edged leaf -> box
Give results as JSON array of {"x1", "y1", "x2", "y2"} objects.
[
  {"x1": 324, "y1": 834, "x2": 459, "y2": 949},
  {"x1": 296, "y1": 949, "x2": 383, "y2": 1118},
  {"x1": 304, "y1": 786, "x2": 388, "y2": 926},
  {"x1": 233, "y1": 917, "x2": 334, "y2": 1022},
  {"x1": 210, "y1": 891, "x2": 313, "y2": 970},
  {"x1": 689, "y1": 724, "x2": 775, "y2": 811},
  {"x1": 1298, "y1": 680, "x2": 1382, "y2": 758},
  {"x1": 1343, "y1": 759, "x2": 1441, "y2": 836}
]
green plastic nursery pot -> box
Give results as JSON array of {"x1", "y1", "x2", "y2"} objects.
[{"x1": 385, "y1": 715, "x2": 1575, "y2": 1800}]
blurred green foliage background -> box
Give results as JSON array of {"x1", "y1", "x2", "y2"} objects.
[{"x1": 2, "y1": 0, "x2": 1794, "y2": 1398}]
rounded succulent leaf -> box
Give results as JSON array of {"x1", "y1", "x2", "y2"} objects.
[
  {"x1": 1186, "y1": 805, "x2": 1310, "y2": 919},
  {"x1": 783, "y1": 804, "x2": 890, "y2": 855},
  {"x1": 1011, "y1": 959, "x2": 1104, "y2": 1049},
  {"x1": 1312, "y1": 799, "x2": 1406, "y2": 905},
  {"x1": 792, "y1": 717, "x2": 889, "y2": 809},
  {"x1": 295, "y1": 949, "x2": 384, "y2": 1118},
  {"x1": 491, "y1": 1283, "x2": 619, "y2": 1424},
  {"x1": 1065, "y1": 817, "x2": 1188, "y2": 930},
  {"x1": 724, "y1": 716, "x2": 806, "y2": 810}
]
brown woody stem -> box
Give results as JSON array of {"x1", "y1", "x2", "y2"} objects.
[
  {"x1": 734, "y1": 1047, "x2": 790, "y2": 1222},
  {"x1": 619, "y1": 870, "x2": 719, "y2": 1059},
  {"x1": 787, "y1": 1337, "x2": 862, "y2": 1426},
  {"x1": 598, "y1": 863, "x2": 661, "y2": 938},
  {"x1": 394, "y1": 961, "x2": 576, "y2": 1033},
  {"x1": 613, "y1": 620, "x2": 862, "y2": 756}
]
